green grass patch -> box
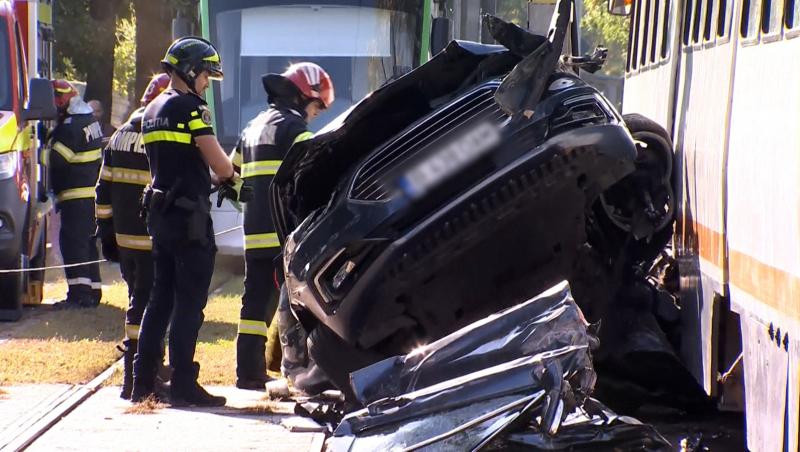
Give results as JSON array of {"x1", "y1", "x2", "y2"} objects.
[{"x1": 1, "y1": 261, "x2": 244, "y2": 386}]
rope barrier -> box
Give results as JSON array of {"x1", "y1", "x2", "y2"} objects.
[{"x1": 0, "y1": 226, "x2": 245, "y2": 274}]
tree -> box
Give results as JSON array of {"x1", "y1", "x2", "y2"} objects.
[
  {"x1": 132, "y1": 0, "x2": 173, "y2": 99},
  {"x1": 580, "y1": 0, "x2": 630, "y2": 76}
]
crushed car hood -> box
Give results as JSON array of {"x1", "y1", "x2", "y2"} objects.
[{"x1": 270, "y1": 12, "x2": 569, "y2": 239}]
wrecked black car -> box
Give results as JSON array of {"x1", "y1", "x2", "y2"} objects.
[{"x1": 271, "y1": 2, "x2": 674, "y2": 394}]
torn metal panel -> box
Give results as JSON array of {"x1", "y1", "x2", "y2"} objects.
[{"x1": 348, "y1": 281, "x2": 595, "y2": 405}]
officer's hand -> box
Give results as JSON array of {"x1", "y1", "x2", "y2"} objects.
[{"x1": 100, "y1": 238, "x2": 120, "y2": 263}]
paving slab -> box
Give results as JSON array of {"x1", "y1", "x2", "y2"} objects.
[
  {"x1": 24, "y1": 386, "x2": 325, "y2": 452},
  {"x1": 0, "y1": 384, "x2": 74, "y2": 449}
]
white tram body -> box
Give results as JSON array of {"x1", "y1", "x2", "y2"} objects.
[{"x1": 623, "y1": 0, "x2": 800, "y2": 447}]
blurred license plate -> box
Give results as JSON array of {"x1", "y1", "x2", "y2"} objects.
[{"x1": 400, "y1": 122, "x2": 500, "y2": 198}]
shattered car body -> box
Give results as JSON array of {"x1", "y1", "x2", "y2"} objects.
[
  {"x1": 325, "y1": 282, "x2": 671, "y2": 451},
  {"x1": 271, "y1": 2, "x2": 670, "y2": 394}
]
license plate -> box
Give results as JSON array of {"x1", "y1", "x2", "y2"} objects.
[{"x1": 400, "y1": 122, "x2": 501, "y2": 198}]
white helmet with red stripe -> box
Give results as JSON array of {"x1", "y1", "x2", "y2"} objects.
[{"x1": 278, "y1": 62, "x2": 335, "y2": 109}]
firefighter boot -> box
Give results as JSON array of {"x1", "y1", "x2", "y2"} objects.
[
  {"x1": 236, "y1": 334, "x2": 270, "y2": 390},
  {"x1": 171, "y1": 362, "x2": 226, "y2": 407},
  {"x1": 119, "y1": 339, "x2": 137, "y2": 400}
]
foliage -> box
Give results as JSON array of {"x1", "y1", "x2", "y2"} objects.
[
  {"x1": 581, "y1": 0, "x2": 630, "y2": 76},
  {"x1": 495, "y1": 0, "x2": 529, "y2": 26},
  {"x1": 53, "y1": 0, "x2": 95, "y2": 81},
  {"x1": 114, "y1": 8, "x2": 137, "y2": 101}
]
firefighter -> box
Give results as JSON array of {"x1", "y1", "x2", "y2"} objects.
[
  {"x1": 96, "y1": 73, "x2": 170, "y2": 400},
  {"x1": 230, "y1": 62, "x2": 333, "y2": 390},
  {"x1": 130, "y1": 37, "x2": 236, "y2": 406},
  {"x1": 47, "y1": 80, "x2": 104, "y2": 309}
]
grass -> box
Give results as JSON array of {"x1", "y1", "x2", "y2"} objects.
[
  {"x1": 0, "y1": 259, "x2": 244, "y2": 387},
  {"x1": 124, "y1": 395, "x2": 167, "y2": 415}
]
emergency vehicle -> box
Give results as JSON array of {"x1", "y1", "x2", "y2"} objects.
[{"x1": 0, "y1": 0, "x2": 56, "y2": 320}]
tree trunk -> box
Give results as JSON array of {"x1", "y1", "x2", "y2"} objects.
[
  {"x1": 134, "y1": 0, "x2": 173, "y2": 100},
  {"x1": 83, "y1": 0, "x2": 118, "y2": 126}
]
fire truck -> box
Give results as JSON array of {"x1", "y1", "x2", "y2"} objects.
[{"x1": 0, "y1": 0, "x2": 57, "y2": 320}]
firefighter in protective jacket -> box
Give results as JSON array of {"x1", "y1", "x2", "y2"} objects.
[
  {"x1": 230, "y1": 62, "x2": 333, "y2": 390},
  {"x1": 47, "y1": 80, "x2": 104, "y2": 308},
  {"x1": 96, "y1": 73, "x2": 170, "y2": 399}
]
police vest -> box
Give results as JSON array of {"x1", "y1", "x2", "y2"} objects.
[
  {"x1": 230, "y1": 107, "x2": 309, "y2": 256},
  {"x1": 95, "y1": 108, "x2": 153, "y2": 252},
  {"x1": 142, "y1": 90, "x2": 214, "y2": 202},
  {"x1": 45, "y1": 113, "x2": 104, "y2": 204}
]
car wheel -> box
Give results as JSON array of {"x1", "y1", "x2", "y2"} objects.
[
  {"x1": 307, "y1": 324, "x2": 382, "y2": 403},
  {"x1": 0, "y1": 258, "x2": 26, "y2": 321}
]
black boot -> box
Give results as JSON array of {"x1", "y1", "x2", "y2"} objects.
[
  {"x1": 171, "y1": 362, "x2": 226, "y2": 407},
  {"x1": 236, "y1": 334, "x2": 271, "y2": 390},
  {"x1": 131, "y1": 352, "x2": 165, "y2": 403},
  {"x1": 119, "y1": 339, "x2": 137, "y2": 400}
]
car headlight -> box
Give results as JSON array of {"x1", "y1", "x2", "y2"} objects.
[{"x1": 0, "y1": 151, "x2": 19, "y2": 180}]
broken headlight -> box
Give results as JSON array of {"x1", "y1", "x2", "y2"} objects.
[{"x1": 313, "y1": 241, "x2": 378, "y2": 305}]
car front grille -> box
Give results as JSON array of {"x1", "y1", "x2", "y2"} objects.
[{"x1": 350, "y1": 83, "x2": 508, "y2": 202}]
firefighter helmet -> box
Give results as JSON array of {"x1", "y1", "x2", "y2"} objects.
[
  {"x1": 141, "y1": 73, "x2": 171, "y2": 106},
  {"x1": 161, "y1": 37, "x2": 223, "y2": 92},
  {"x1": 262, "y1": 62, "x2": 334, "y2": 109},
  {"x1": 52, "y1": 80, "x2": 79, "y2": 112}
]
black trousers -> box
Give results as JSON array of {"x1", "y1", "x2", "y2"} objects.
[
  {"x1": 134, "y1": 217, "x2": 215, "y2": 390},
  {"x1": 59, "y1": 198, "x2": 101, "y2": 301},
  {"x1": 119, "y1": 249, "x2": 154, "y2": 342},
  {"x1": 236, "y1": 253, "x2": 280, "y2": 379}
]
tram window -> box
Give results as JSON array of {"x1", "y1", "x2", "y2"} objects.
[
  {"x1": 693, "y1": 0, "x2": 704, "y2": 41},
  {"x1": 627, "y1": 0, "x2": 637, "y2": 71},
  {"x1": 632, "y1": 0, "x2": 641, "y2": 68},
  {"x1": 651, "y1": 0, "x2": 661, "y2": 61},
  {"x1": 762, "y1": 0, "x2": 782, "y2": 32},
  {"x1": 741, "y1": 0, "x2": 763, "y2": 36},
  {"x1": 684, "y1": 0, "x2": 694, "y2": 44},
  {"x1": 704, "y1": 0, "x2": 715, "y2": 39},
  {"x1": 662, "y1": 0, "x2": 672, "y2": 56},
  {"x1": 641, "y1": 0, "x2": 652, "y2": 65},
  {"x1": 787, "y1": 0, "x2": 800, "y2": 28},
  {"x1": 718, "y1": 0, "x2": 729, "y2": 35}
]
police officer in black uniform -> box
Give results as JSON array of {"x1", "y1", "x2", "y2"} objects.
[
  {"x1": 47, "y1": 80, "x2": 104, "y2": 308},
  {"x1": 96, "y1": 73, "x2": 170, "y2": 399},
  {"x1": 131, "y1": 38, "x2": 235, "y2": 406},
  {"x1": 230, "y1": 62, "x2": 334, "y2": 390}
]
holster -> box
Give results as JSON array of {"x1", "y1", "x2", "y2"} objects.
[{"x1": 145, "y1": 179, "x2": 211, "y2": 247}]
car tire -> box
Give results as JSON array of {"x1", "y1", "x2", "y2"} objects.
[
  {"x1": 0, "y1": 258, "x2": 26, "y2": 321},
  {"x1": 307, "y1": 324, "x2": 382, "y2": 402}
]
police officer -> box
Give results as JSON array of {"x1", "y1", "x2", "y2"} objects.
[
  {"x1": 96, "y1": 73, "x2": 170, "y2": 399},
  {"x1": 47, "y1": 80, "x2": 104, "y2": 309},
  {"x1": 230, "y1": 63, "x2": 333, "y2": 390},
  {"x1": 131, "y1": 37, "x2": 235, "y2": 406}
]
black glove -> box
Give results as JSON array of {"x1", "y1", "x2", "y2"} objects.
[{"x1": 100, "y1": 237, "x2": 120, "y2": 263}]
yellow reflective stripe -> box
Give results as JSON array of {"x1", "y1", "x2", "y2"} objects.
[
  {"x1": 293, "y1": 131, "x2": 314, "y2": 145},
  {"x1": 100, "y1": 166, "x2": 113, "y2": 181},
  {"x1": 52, "y1": 142, "x2": 101, "y2": 163},
  {"x1": 57, "y1": 186, "x2": 96, "y2": 203},
  {"x1": 167, "y1": 55, "x2": 178, "y2": 65},
  {"x1": 188, "y1": 118, "x2": 209, "y2": 131},
  {"x1": 125, "y1": 324, "x2": 140, "y2": 340},
  {"x1": 241, "y1": 160, "x2": 281, "y2": 178},
  {"x1": 244, "y1": 232, "x2": 280, "y2": 250},
  {"x1": 96, "y1": 204, "x2": 113, "y2": 219},
  {"x1": 143, "y1": 130, "x2": 192, "y2": 144},
  {"x1": 231, "y1": 149, "x2": 242, "y2": 168},
  {"x1": 116, "y1": 233, "x2": 153, "y2": 251},
  {"x1": 190, "y1": 111, "x2": 199, "y2": 117},
  {"x1": 238, "y1": 319, "x2": 268, "y2": 337},
  {"x1": 111, "y1": 168, "x2": 151, "y2": 185},
  {"x1": 203, "y1": 53, "x2": 220, "y2": 63}
]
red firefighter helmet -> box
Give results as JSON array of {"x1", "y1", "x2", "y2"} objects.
[
  {"x1": 52, "y1": 80, "x2": 79, "y2": 112},
  {"x1": 281, "y1": 62, "x2": 334, "y2": 108},
  {"x1": 141, "y1": 73, "x2": 171, "y2": 106}
]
